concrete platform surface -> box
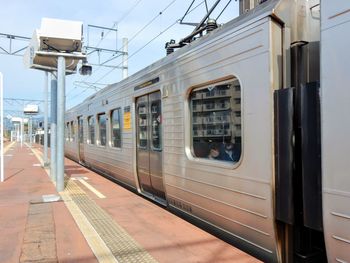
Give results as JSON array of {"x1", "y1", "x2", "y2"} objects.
[{"x1": 0, "y1": 143, "x2": 260, "y2": 263}]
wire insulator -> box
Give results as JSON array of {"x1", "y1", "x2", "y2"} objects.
[
  {"x1": 206, "y1": 19, "x2": 218, "y2": 34},
  {"x1": 166, "y1": 47, "x2": 174, "y2": 55}
]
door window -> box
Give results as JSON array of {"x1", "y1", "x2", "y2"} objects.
[
  {"x1": 151, "y1": 100, "x2": 162, "y2": 150},
  {"x1": 78, "y1": 117, "x2": 84, "y2": 144},
  {"x1": 66, "y1": 122, "x2": 70, "y2": 141},
  {"x1": 88, "y1": 116, "x2": 95, "y2": 144},
  {"x1": 98, "y1": 113, "x2": 107, "y2": 146},
  {"x1": 70, "y1": 121, "x2": 75, "y2": 142},
  {"x1": 137, "y1": 104, "x2": 148, "y2": 149},
  {"x1": 111, "y1": 109, "x2": 122, "y2": 148}
]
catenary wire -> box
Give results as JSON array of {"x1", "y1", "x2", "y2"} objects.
[
  {"x1": 67, "y1": 0, "x2": 144, "y2": 96},
  {"x1": 67, "y1": 0, "x2": 179, "y2": 99},
  {"x1": 68, "y1": 0, "x2": 205, "y2": 103}
]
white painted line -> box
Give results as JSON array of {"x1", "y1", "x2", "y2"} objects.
[
  {"x1": 33, "y1": 164, "x2": 42, "y2": 167},
  {"x1": 4, "y1": 154, "x2": 13, "y2": 157},
  {"x1": 42, "y1": 194, "x2": 61, "y2": 202},
  {"x1": 4, "y1": 142, "x2": 15, "y2": 154},
  {"x1": 71, "y1": 176, "x2": 89, "y2": 181},
  {"x1": 28, "y1": 146, "x2": 105, "y2": 199},
  {"x1": 78, "y1": 179, "x2": 106, "y2": 199},
  {"x1": 30, "y1": 148, "x2": 44, "y2": 167}
]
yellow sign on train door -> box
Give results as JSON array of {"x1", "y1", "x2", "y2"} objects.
[{"x1": 124, "y1": 112, "x2": 131, "y2": 130}]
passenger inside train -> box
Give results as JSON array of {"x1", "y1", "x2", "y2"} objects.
[
  {"x1": 208, "y1": 143, "x2": 220, "y2": 160},
  {"x1": 220, "y1": 141, "x2": 241, "y2": 162},
  {"x1": 194, "y1": 139, "x2": 241, "y2": 163}
]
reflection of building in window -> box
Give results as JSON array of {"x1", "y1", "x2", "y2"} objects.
[
  {"x1": 138, "y1": 105, "x2": 148, "y2": 148},
  {"x1": 78, "y1": 117, "x2": 84, "y2": 143},
  {"x1": 98, "y1": 113, "x2": 106, "y2": 146},
  {"x1": 88, "y1": 116, "x2": 95, "y2": 144},
  {"x1": 190, "y1": 79, "x2": 241, "y2": 163},
  {"x1": 111, "y1": 109, "x2": 121, "y2": 148},
  {"x1": 151, "y1": 100, "x2": 161, "y2": 150}
]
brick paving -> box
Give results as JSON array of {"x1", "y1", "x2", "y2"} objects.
[{"x1": 0, "y1": 143, "x2": 260, "y2": 263}]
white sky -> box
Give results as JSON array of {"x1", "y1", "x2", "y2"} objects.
[{"x1": 0, "y1": 0, "x2": 239, "y2": 113}]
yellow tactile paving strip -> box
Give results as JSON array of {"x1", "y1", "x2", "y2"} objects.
[
  {"x1": 60, "y1": 182, "x2": 118, "y2": 263},
  {"x1": 63, "y1": 179, "x2": 157, "y2": 263},
  {"x1": 29, "y1": 144, "x2": 158, "y2": 263},
  {"x1": 4, "y1": 141, "x2": 16, "y2": 154}
]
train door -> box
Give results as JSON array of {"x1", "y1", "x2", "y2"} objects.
[
  {"x1": 136, "y1": 91, "x2": 165, "y2": 200},
  {"x1": 78, "y1": 116, "x2": 85, "y2": 163}
]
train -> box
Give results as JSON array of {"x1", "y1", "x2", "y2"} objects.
[{"x1": 64, "y1": 0, "x2": 350, "y2": 262}]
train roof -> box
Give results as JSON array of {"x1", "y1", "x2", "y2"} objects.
[{"x1": 68, "y1": 0, "x2": 296, "y2": 113}]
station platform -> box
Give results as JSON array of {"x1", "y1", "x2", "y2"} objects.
[{"x1": 0, "y1": 143, "x2": 260, "y2": 263}]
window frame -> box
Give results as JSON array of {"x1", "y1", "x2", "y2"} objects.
[
  {"x1": 110, "y1": 108, "x2": 122, "y2": 148},
  {"x1": 187, "y1": 77, "x2": 243, "y2": 168}
]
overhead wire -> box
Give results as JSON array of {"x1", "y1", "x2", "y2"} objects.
[
  {"x1": 68, "y1": 0, "x2": 206, "y2": 103},
  {"x1": 95, "y1": 0, "x2": 144, "y2": 48},
  {"x1": 67, "y1": 0, "x2": 144, "y2": 97},
  {"x1": 92, "y1": 0, "x2": 206, "y2": 85},
  {"x1": 68, "y1": 0, "x2": 182, "y2": 102},
  {"x1": 94, "y1": 20, "x2": 179, "y2": 85},
  {"x1": 69, "y1": 0, "x2": 231, "y2": 104},
  {"x1": 88, "y1": 0, "x2": 178, "y2": 72},
  {"x1": 205, "y1": 0, "x2": 209, "y2": 13},
  {"x1": 68, "y1": 0, "x2": 178, "y2": 100},
  {"x1": 216, "y1": 0, "x2": 232, "y2": 20},
  {"x1": 126, "y1": 0, "x2": 178, "y2": 45},
  {"x1": 117, "y1": 0, "x2": 145, "y2": 24}
]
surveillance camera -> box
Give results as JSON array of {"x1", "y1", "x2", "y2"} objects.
[{"x1": 79, "y1": 63, "x2": 92, "y2": 76}]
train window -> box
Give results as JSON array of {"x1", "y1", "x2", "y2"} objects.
[
  {"x1": 110, "y1": 109, "x2": 122, "y2": 148},
  {"x1": 137, "y1": 103, "x2": 148, "y2": 149},
  {"x1": 78, "y1": 117, "x2": 84, "y2": 144},
  {"x1": 65, "y1": 122, "x2": 70, "y2": 141},
  {"x1": 70, "y1": 121, "x2": 75, "y2": 142},
  {"x1": 88, "y1": 116, "x2": 95, "y2": 145},
  {"x1": 190, "y1": 79, "x2": 242, "y2": 163},
  {"x1": 151, "y1": 100, "x2": 161, "y2": 150},
  {"x1": 98, "y1": 113, "x2": 106, "y2": 146}
]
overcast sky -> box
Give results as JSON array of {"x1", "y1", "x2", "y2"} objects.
[{"x1": 0, "y1": 0, "x2": 239, "y2": 113}]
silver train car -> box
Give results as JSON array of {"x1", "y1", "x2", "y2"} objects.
[{"x1": 64, "y1": 0, "x2": 350, "y2": 262}]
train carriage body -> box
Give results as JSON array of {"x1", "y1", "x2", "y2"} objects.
[
  {"x1": 64, "y1": 0, "x2": 350, "y2": 261},
  {"x1": 321, "y1": 0, "x2": 350, "y2": 262}
]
